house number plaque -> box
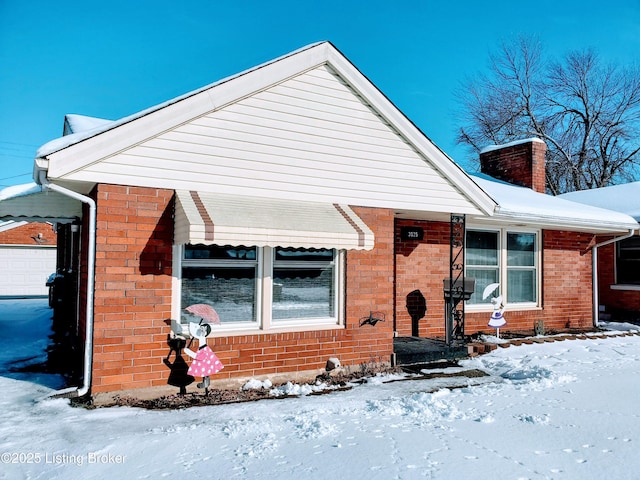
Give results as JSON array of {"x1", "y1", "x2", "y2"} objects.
[{"x1": 400, "y1": 226, "x2": 424, "y2": 241}]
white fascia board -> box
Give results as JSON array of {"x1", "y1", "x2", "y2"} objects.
[
  {"x1": 470, "y1": 211, "x2": 639, "y2": 234},
  {"x1": 33, "y1": 158, "x2": 49, "y2": 185},
  {"x1": 46, "y1": 91, "x2": 213, "y2": 178}
]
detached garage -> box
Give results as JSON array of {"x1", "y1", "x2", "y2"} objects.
[
  {"x1": 0, "y1": 221, "x2": 57, "y2": 297},
  {"x1": 0, "y1": 184, "x2": 82, "y2": 298}
]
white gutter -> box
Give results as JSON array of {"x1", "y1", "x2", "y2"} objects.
[
  {"x1": 489, "y1": 208, "x2": 639, "y2": 233},
  {"x1": 38, "y1": 169, "x2": 96, "y2": 398},
  {"x1": 591, "y1": 229, "x2": 636, "y2": 328}
]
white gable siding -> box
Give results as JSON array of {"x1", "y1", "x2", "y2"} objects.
[{"x1": 66, "y1": 66, "x2": 482, "y2": 214}]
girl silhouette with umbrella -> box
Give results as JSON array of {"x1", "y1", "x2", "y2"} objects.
[
  {"x1": 483, "y1": 283, "x2": 506, "y2": 338},
  {"x1": 183, "y1": 304, "x2": 224, "y2": 394}
]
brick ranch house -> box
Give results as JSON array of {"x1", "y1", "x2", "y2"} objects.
[
  {"x1": 1, "y1": 42, "x2": 637, "y2": 400},
  {"x1": 561, "y1": 183, "x2": 640, "y2": 321}
]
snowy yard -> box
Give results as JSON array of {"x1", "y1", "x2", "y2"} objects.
[{"x1": 1, "y1": 299, "x2": 640, "y2": 479}]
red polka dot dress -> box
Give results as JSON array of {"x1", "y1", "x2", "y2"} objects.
[{"x1": 187, "y1": 345, "x2": 224, "y2": 377}]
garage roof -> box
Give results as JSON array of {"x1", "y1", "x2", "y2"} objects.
[{"x1": 0, "y1": 183, "x2": 82, "y2": 222}]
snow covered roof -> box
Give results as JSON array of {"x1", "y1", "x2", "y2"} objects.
[
  {"x1": 469, "y1": 173, "x2": 639, "y2": 233},
  {"x1": 36, "y1": 43, "x2": 328, "y2": 159},
  {"x1": 63, "y1": 114, "x2": 114, "y2": 136},
  {"x1": 0, "y1": 183, "x2": 82, "y2": 221},
  {"x1": 0, "y1": 220, "x2": 28, "y2": 233},
  {"x1": 28, "y1": 42, "x2": 637, "y2": 235},
  {"x1": 479, "y1": 137, "x2": 545, "y2": 154},
  {"x1": 0, "y1": 182, "x2": 41, "y2": 202},
  {"x1": 559, "y1": 182, "x2": 640, "y2": 221}
]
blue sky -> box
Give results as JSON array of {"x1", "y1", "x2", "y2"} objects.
[{"x1": 1, "y1": 0, "x2": 638, "y2": 188}]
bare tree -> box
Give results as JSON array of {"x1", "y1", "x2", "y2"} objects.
[{"x1": 457, "y1": 37, "x2": 640, "y2": 194}]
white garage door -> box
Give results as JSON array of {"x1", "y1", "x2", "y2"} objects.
[{"x1": 0, "y1": 246, "x2": 56, "y2": 297}]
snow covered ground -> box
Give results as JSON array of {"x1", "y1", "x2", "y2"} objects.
[{"x1": 2, "y1": 299, "x2": 640, "y2": 479}]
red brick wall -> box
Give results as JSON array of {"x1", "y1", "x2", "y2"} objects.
[
  {"x1": 0, "y1": 222, "x2": 56, "y2": 245},
  {"x1": 532, "y1": 230, "x2": 594, "y2": 330},
  {"x1": 90, "y1": 188, "x2": 596, "y2": 393},
  {"x1": 395, "y1": 220, "x2": 595, "y2": 337},
  {"x1": 466, "y1": 230, "x2": 594, "y2": 332},
  {"x1": 344, "y1": 207, "x2": 395, "y2": 360},
  {"x1": 90, "y1": 191, "x2": 395, "y2": 393},
  {"x1": 207, "y1": 207, "x2": 395, "y2": 383},
  {"x1": 89, "y1": 185, "x2": 598, "y2": 393},
  {"x1": 91, "y1": 184, "x2": 174, "y2": 393},
  {"x1": 480, "y1": 140, "x2": 547, "y2": 193},
  {"x1": 598, "y1": 243, "x2": 615, "y2": 295},
  {"x1": 395, "y1": 220, "x2": 449, "y2": 337},
  {"x1": 597, "y1": 243, "x2": 640, "y2": 314}
]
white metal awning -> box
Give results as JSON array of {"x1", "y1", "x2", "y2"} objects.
[
  {"x1": 174, "y1": 190, "x2": 374, "y2": 250},
  {"x1": 0, "y1": 183, "x2": 82, "y2": 222}
]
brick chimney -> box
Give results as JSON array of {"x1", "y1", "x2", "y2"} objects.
[{"x1": 479, "y1": 138, "x2": 547, "y2": 193}]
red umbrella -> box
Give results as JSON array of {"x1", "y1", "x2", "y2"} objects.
[{"x1": 185, "y1": 304, "x2": 220, "y2": 324}]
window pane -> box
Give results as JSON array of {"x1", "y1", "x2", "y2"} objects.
[
  {"x1": 507, "y1": 269, "x2": 536, "y2": 302},
  {"x1": 184, "y1": 245, "x2": 256, "y2": 260},
  {"x1": 466, "y1": 231, "x2": 499, "y2": 305},
  {"x1": 466, "y1": 268, "x2": 499, "y2": 304},
  {"x1": 181, "y1": 266, "x2": 257, "y2": 323},
  {"x1": 467, "y1": 231, "x2": 499, "y2": 266},
  {"x1": 617, "y1": 237, "x2": 640, "y2": 284},
  {"x1": 275, "y1": 247, "x2": 333, "y2": 262},
  {"x1": 273, "y1": 266, "x2": 335, "y2": 320},
  {"x1": 507, "y1": 233, "x2": 535, "y2": 266}
]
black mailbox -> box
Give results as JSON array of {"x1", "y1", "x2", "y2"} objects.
[{"x1": 443, "y1": 277, "x2": 475, "y2": 301}]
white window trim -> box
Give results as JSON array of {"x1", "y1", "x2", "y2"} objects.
[
  {"x1": 614, "y1": 238, "x2": 640, "y2": 286},
  {"x1": 465, "y1": 226, "x2": 542, "y2": 312},
  {"x1": 611, "y1": 284, "x2": 640, "y2": 291},
  {"x1": 172, "y1": 245, "x2": 345, "y2": 336}
]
